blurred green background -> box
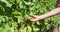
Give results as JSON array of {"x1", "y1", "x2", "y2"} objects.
[{"x1": 0, "y1": 0, "x2": 60, "y2": 32}]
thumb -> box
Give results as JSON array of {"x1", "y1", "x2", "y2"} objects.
[
  {"x1": 27, "y1": 18, "x2": 39, "y2": 22},
  {"x1": 29, "y1": 14, "x2": 37, "y2": 18}
]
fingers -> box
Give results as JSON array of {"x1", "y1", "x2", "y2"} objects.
[
  {"x1": 30, "y1": 19, "x2": 39, "y2": 22},
  {"x1": 29, "y1": 14, "x2": 37, "y2": 18},
  {"x1": 27, "y1": 18, "x2": 39, "y2": 22},
  {"x1": 27, "y1": 14, "x2": 39, "y2": 22}
]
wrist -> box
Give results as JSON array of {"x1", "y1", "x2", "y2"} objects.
[{"x1": 38, "y1": 15, "x2": 46, "y2": 20}]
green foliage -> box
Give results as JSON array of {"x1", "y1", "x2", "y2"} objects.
[{"x1": 0, "y1": 0, "x2": 60, "y2": 32}]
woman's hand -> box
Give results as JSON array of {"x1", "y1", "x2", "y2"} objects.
[{"x1": 27, "y1": 14, "x2": 40, "y2": 22}]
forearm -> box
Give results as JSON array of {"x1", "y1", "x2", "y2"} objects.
[{"x1": 38, "y1": 7, "x2": 60, "y2": 20}]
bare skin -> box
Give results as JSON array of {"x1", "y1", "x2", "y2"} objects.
[
  {"x1": 27, "y1": 7, "x2": 60, "y2": 22},
  {"x1": 27, "y1": 0, "x2": 60, "y2": 22}
]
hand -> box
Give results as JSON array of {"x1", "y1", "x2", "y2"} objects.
[{"x1": 27, "y1": 14, "x2": 40, "y2": 22}]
